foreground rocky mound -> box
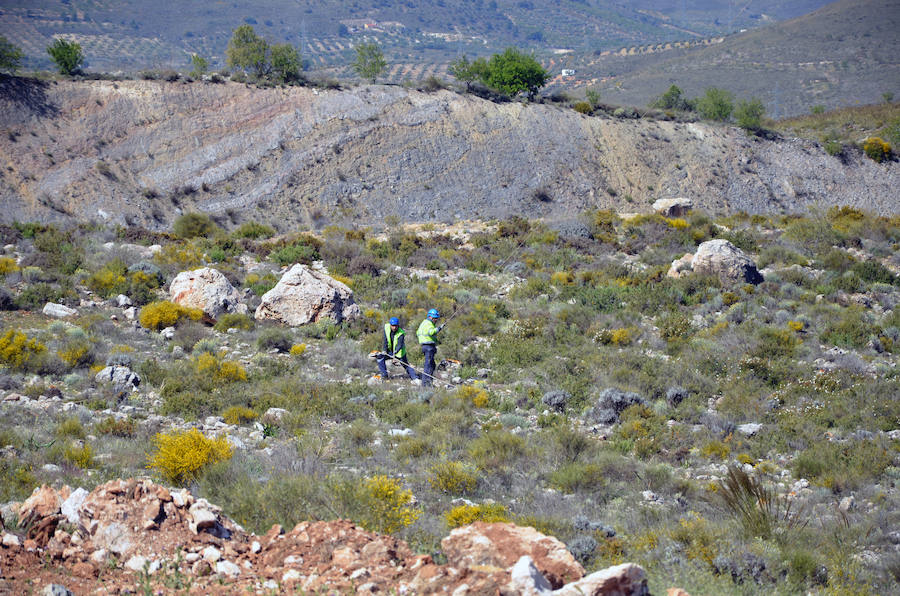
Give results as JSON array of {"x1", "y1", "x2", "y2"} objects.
[{"x1": 0, "y1": 479, "x2": 654, "y2": 595}]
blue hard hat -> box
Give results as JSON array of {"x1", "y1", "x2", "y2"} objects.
[
  {"x1": 427, "y1": 308, "x2": 440, "y2": 318},
  {"x1": 389, "y1": 316, "x2": 399, "y2": 325}
]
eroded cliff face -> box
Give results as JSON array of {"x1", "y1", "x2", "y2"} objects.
[{"x1": 0, "y1": 77, "x2": 896, "y2": 231}]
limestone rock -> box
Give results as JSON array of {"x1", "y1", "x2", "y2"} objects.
[
  {"x1": 441, "y1": 522, "x2": 584, "y2": 589},
  {"x1": 653, "y1": 197, "x2": 693, "y2": 217},
  {"x1": 42, "y1": 303, "x2": 76, "y2": 318},
  {"x1": 554, "y1": 563, "x2": 649, "y2": 596},
  {"x1": 19, "y1": 485, "x2": 62, "y2": 524},
  {"x1": 169, "y1": 267, "x2": 246, "y2": 321},
  {"x1": 508, "y1": 556, "x2": 553, "y2": 595},
  {"x1": 255, "y1": 264, "x2": 360, "y2": 326},
  {"x1": 94, "y1": 366, "x2": 140, "y2": 390},
  {"x1": 61, "y1": 487, "x2": 89, "y2": 525},
  {"x1": 691, "y1": 239, "x2": 762, "y2": 284}
]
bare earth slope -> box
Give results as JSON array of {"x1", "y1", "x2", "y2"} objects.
[{"x1": 0, "y1": 77, "x2": 897, "y2": 231}]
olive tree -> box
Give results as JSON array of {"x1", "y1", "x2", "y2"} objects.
[
  {"x1": 226, "y1": 25, "x2": 270, "y2": 78},
  {"x1": 270, "y1": 43, "x2": 302, "y2": 83},
  {"x1": 448, "y1": 55, "x2": 488, "y2": 92},
  {"x1": 0, "y1": 36, "x2": 23, "y2": 74},
  {"x1": 696, "y1": 87, "x2": 734, "y2": 121},
  {"x1": 483, "y1": 47, "x2": 547, "y2": 100},
  {"x1": 353, "y1": 42, "x2": 387, "y2": 83},
  {"x1": 47, "y1": 38, "x2": 84, "y2": 75},
  {"x1": 735, "y1": 98, "x2": 766, "y2": 132}
]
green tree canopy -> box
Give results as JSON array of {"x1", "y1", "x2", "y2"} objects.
[
  {"x1": 353, "y1": 42, "x2": 387, "y2": 83},
  {"x1": 448, "y1": 55, "x2": 488, "y2": 92},
  {"x1": 651, "y1": 84, "x2": 694, "y2": 111},
  {"x1": 226, "y1": 25, "x2": 270, "y2": 78},
  {"x1": 0, "y1": 36, "x2": 23, "y2": 74},
  {"x1": 696, "y1": 87, "x2": 734, "y2": 121},
  {"x1": 190, "y1": 54, "x2": 208, "y2": 79},
  {"x1": 270, "y1": 43, "x2": 302, "y2": 84},
  {"x1": 47, "y1": 38, "x2": 84, "y2": 76},
  {"x1": 484, "y1": 47, "x2": 547, "y2": 100},
  {"x1": 735, "y1": 98, "x2": 766, "y2": 132}
]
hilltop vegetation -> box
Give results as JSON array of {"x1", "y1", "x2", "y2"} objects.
[{"x1": 1, "y1": 205, "x2": 899, "y2": 593}]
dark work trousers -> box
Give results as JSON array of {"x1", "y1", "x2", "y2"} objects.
[
  {"x1": 377, "y1": 354, "x2": 418, "y2": 380},
  {"x1": 421, "y1": 344, "x2": 437, "y2": 386}
]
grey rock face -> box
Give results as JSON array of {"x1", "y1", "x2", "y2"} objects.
[
  {"x1": 653, "y1": 197, "x2": 693, "y2": 217},
  {"x1": 255, "y1": 264, "x2": 360, "y2": 326}
]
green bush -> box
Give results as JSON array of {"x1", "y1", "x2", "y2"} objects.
[
  {"x1": 428, "y1": 461, "x2": 478, "y2": 495},
  {"x1": 233, "y1": 221, "x2": 275, "y2": 239},
  {"x1": 548, "y1": 462, "x2": 605, "y2": 493},
  {"x1": 468, "y1": 429, "x2": 527, "y2": 470},
  {"x1": 214, "y1": 312, "x2": 255, "y2": 332},
  {"x1": 172, "y1": 213, "x2": 222, "y2": 239},
  {"x1": 256, "y1": 328, "x2": 294, "y2": 352},
  {"x1": 573, "y1": 101, "x2": 593, "y2": 114}
]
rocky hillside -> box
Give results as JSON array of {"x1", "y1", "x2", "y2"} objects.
[{"x1": 1, "y1": 77, "x2": 897, "y2": 231}]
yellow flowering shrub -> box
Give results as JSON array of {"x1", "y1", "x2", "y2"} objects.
[
  {"x1": 787, "y1": 320, "x2": 805, "y2": 332},
  {"x1": 0, "y1": 330, "x2": 46, "y2": 371},
  {"x1": 138, "y1": 300, "x2": 203, "y2": 331},
  {"x1": 550, "y1": 271, "x2": 574, "y2": 285},
  {"x1": 595, "y1": 327, "x2": 634, "y2": 346},
  {"x1": 57, "y1": 340, "x2": 93, "y2": 368},
  {"x1": 665, "y1": 217, "x2": 689, "y2": 229},
  {"x1": 428, "y1": 461, "x2": 478, "y2": 495},
  {"x1": 63, "y1": 443, "x2": 94, "y2": 468},
  {"x1": 289, "y1": 343, "x2": 307, "y2": 356},
  {"x1": 194, "y1": 352, "x2": 247, "y2": 382},
  {"x1": 445, "y1": 502, "x2": 510, "y2": 528},
  {"x1": 456, "y1": 385, "x2": 489, "y2": 408},
  {"x1": 862, "y1": 136, "x2": 891, "y2": 162},
  {"x1": 0, "y1": 256, "x2": 19, "y2": 275},
  {"x1": 358, "y1": 475, "x2": 421, "y2": 535},
  {"x1": 222, "y1": 405, "x2": 258, "y2": 425},
  {"x1": 147, "y1": 428, "x2": 232, "y2": 485}
]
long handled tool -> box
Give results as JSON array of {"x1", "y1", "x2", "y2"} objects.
[{"x1": 371, "y1": 351, "x2": 457, "y2": 389}]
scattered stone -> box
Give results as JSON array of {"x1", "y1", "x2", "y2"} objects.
[
  {"x1": 216, "y1": 560, "x2": 241, "y2": 577},
  {"x1": 255, "y1": 264, "x2": 360, "y2": 326},
  {"x1": 839, "y1": 496, "x2": 856, "y2": 512},
  {"x1": 2, "y1": 532, "x2": 21, "y2": 547},
  {"x1": 42, "y1": 302, "x2": 77, "y2": 318},
  {"x1": 667, "y1": 253, "x2": 694, "y2": 278},
  {"x1": 40, "y1": 585, "x2": 74, "y2": 596},
  {"x1": 115, "y1": 294, "x2": 132, "y2": 307},
  {"x1": 124, "y1": 555, "x2": 148, "y2": 572},
  {"x1": 19, "y1": 485, "x2": 62, "y2": 524},
  {"x1": 169, "y1": 267, "x2": 247, "y2": 320}
]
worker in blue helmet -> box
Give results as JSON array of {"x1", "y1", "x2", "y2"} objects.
[
  {"x1": 377, "y1": 316, "x2": 417, "y2": 381},
  {"x1": 416, "y1": 308, "x2": 443, "y2": 387}
]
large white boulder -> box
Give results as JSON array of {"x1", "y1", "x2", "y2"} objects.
[
  {"x1": 169, "y1": 267, "x2": 246, "y2": 321},
  {"x1": 255, "y1": 264, "x2": 360, "y2": 326},
  {"x1": 692, "y1": 239, "x2": 762, "y2": 284}
]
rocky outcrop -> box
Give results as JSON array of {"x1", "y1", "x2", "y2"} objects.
[
  {"x1": 653, "y1": 197, "x2": 693, "y2": 217},
  {"x1": 0, "y1": 479, "x2": 657, "y2": 595},
  {"x1": 169, "y1": 267, "x2": 246, "y2": 321},
  {"x1": 42, "y1": 303, "x2": 76, "y2": 318},
  {"x1": 0, "y1": 80, "x2": 897, "y2": 231},
  {"x1": 94, "y1": 365, "x2": 140, "y2": 391},
  {"x1": 255, "y1": 264, "x2": 360, "y2": 326},
  {"x1": 668, "y1": 239, "x2": 762, "y2": 284}
]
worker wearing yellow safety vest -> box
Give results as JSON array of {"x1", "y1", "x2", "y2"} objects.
[
  {"x1": 377, "y1": 317, "x2": 418, "y2": 380},
  {"x1": 416, "y1": 308, "x2": 443, "y2": 387}
]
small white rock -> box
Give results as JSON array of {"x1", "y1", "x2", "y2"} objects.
[{"x1": 216, "y1": 560, "x2": 241, "y2": 577}]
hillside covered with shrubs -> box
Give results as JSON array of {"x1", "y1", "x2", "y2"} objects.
[{"x1": 1, "y1": 206, "x2": 899, "y2": 593}]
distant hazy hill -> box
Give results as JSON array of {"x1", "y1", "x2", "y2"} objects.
[
  {"x1": 1, "y1": 0, "x2": 829, "y2": 73},
  {"x1": 582, "y1": 0, "x2": 900, "y2": 117}
]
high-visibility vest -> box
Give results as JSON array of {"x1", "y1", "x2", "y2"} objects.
[
  {"x1": 384, "y1": 323, "x2": 407, "y2": 358},
  {"x1": 417, "y1": 318, "x2": 438, "y2": 345}
]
